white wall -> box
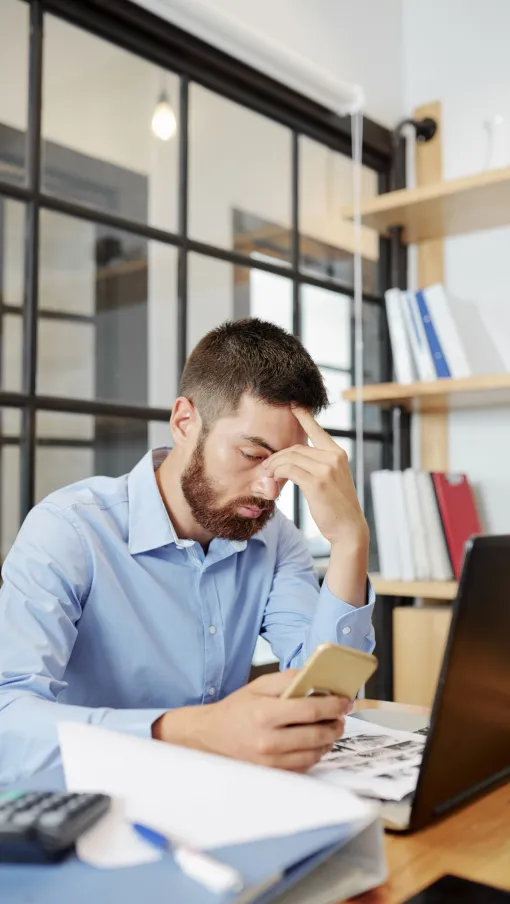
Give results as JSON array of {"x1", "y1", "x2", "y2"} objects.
[
  {"x1": 403, "y1": 0, "x2": 510, "y2": 532},
  {"x1": 138, "y1": 0, "x2": 404, "y2": 127}
]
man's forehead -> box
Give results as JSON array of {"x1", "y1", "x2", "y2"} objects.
[{"x1": 215, "y1": 395, "x2": 307, "y2": 447}]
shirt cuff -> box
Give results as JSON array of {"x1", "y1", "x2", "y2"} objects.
[
  {"x1": 306, "y1": 577, "x2": 376, "y2": 657},
  {"x1": 100, "y1": 707, "x2": 168, "y2": 739}
]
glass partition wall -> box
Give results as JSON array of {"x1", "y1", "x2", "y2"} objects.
[{"x1": 0, "y1": 0, "x2": 394, "y2": 568}]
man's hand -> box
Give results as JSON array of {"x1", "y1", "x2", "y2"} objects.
[
  {"x1": 264, "y1": 408, "x2": 367, "y2": 548},
  {"x1": 264, "y1": 408, "x2": 369, "y2": 607},
  {"x1": 152, "y1": 670, "x2": 349, "y2": 772}
]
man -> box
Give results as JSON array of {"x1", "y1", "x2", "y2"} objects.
[{"x1": 0, "y1": 319, "x2": 375, "y2": 785}]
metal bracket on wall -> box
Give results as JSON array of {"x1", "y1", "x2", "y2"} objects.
[{"x1": 390, "y1": 116, "x2": 437, "y2": 191}]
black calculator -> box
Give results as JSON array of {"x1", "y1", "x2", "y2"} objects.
[{"x1": 0, "y1": 790, "x2": 111, "y2": 863}]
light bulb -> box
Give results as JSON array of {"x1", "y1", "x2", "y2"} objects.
[{"x1": 151, "y1": 91, "x2": 177, "y2": 141}]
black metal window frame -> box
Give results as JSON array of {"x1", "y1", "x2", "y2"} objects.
[{"x1": 0, "y1": 0, "x2": 395, "y2": 529}]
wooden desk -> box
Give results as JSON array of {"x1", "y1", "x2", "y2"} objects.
[{"x1": 347, "y1": 701, "x2": 510, "y2": 904}]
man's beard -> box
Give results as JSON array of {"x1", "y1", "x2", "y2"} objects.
[{"x1": 181, "y1": 439, "x2": 276, "y2": 541}]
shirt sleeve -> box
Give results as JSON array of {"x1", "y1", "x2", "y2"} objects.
[
  {"x1": 260, "y1": 515, "x2": 375, "y2": 669},
  {"x1": 0, "y1": 503, "x2": 167, "y2": 786}
]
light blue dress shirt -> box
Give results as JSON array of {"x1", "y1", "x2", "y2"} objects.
[{"x1": 0, "y1": 448, "x2": 375, "y2": 785}]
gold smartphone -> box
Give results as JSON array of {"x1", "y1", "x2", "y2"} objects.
[{"x1": 281, "y1": 642, "x2": 378, "y2": 700}]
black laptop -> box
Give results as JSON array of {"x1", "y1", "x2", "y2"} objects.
[{"x1": 381, "y1": 534, "x2": 510, "y2": 831}]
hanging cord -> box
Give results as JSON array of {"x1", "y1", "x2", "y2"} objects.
[{"x1": 351, "y1": 109, "x2": 364, "y2": 512}]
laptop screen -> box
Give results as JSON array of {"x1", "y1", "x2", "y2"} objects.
[{"x1": 411, "y1": 535, "x2": 510, "y2": 830}]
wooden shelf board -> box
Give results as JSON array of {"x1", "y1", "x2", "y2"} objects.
[
  {"x1": 371, "y1": 575, "x2": 457, "y2": 600},
  {"x1": 341, "y1": 164, "x2": 510, "y2": 243},
  {"x1": 342, "y1": 373, "x2": 510, "y2": 410},
  {"x1": 313, "y1": 560, "x2": 457, "y2": 600}
]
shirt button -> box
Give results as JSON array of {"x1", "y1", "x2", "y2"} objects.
[
  {"x1": 208, "y1": 687, "x2": 215, "y2": 696},
  {"x1": 342, "y1": 626, "x2": 352, "y2": 636},
  {"x1": 209, "y1": 626, "x2": 216, "y2": 635}
]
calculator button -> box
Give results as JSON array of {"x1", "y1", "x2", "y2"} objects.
[
  {"x1": 64, "y1": 800, "x2": 85, "y2": 813},
  {"x1": 46, "y1": 794, "x2": 67, "y2": 805},
  {"x1": 10, "y1": 811, "x2": 38, "y2": 829},
  {"x1": 9, "y1": 803, "x2": 30, "y2": 815},
  {"x1": 36, "y1": 811, "x2": 65, "y2": 830},
  {"x1": 0, "y1": 801, "x2": 16, "y2": 814},
  {"x1": 17, "y1": 794, "x2": 39, "y2": 806}
]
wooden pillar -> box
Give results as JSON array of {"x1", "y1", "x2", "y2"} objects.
[
  {"x1": 416, "y1": 100, "x2": 449, "y2": 473},
  {"x1": 393, "y1": 101, "x2": 452, "y2": 706}
]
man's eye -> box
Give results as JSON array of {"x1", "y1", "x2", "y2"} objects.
[{"x1": 241, "y1": 451, "x2": 265, "y2": 462}]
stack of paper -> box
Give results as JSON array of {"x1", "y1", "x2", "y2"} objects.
[{"x1": 311, "y1": 715, "x2": 425, "y2": 802}]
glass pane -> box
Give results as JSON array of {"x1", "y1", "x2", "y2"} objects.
[
  {"x1": 37, "y1": 210, "x2": 178, "y2": 407},
  {"x1": 189, "y1": 85, "x2": 292, "y2": 258},
  {"x1": 299, "y1": 136, "x2": 379, "y2": 293},
  {"x1": 358, "y1": 441, "x2": 384, "y2": 574},
  {"x1": 0, "y1": 408, "x2": 21, "y2": 560},
  {"x1": 363, "y1": 302, "x2": 384, "y2": 431},
  {"x1": 301, "y1": 293, "x2": 384, "y2": 433},
  {"x1": 1, "y1": 197, "x2": 25, "y2": 391},
  {"x1": 188, "y1": 254, "x2": 292, "y2": 352},
  {"x1": 2, "y1": 315, "x2": 23, "y2": 393},
  {"x1": 1, "y1": 198, "x2": 24, "y2": 307},
  {"x1": 187, "y1": 254, "x2": 235, "y2": 352},
  {"x1": 319, "y1": 369, "x2": 351, "y2": 430},
  {"x1": 234, "y1": 212, "x2": 293, "y2": 265},
  {"x1": 301, "y1": 284, "x2": 351, "y2": 370},
  {"x1": 36, "y1": 412, "x2": 168, "y2": 502},
  {"x1": 0, "y1": 0, "x2": 29, "y2": 186},
  {"x1": 364, "y1": 302, "x2": 384, "y2": 385},
  {"x1": 277, "y1": 480, "x2": 294, "y2": 522},
  {"x1": 249, "y1": 268, "x2": 292, "y2": 333},
  {"x1": 42, "y1": 15, "x2": 179, "y2": 231}
]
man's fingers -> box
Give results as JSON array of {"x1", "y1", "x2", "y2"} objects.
[
  {"x1": 269, "y1": 462, "x2": 315, "y2": 492},
  {"x1": 289, "y1": 445, "x2": 347, "y2": 466},
  {"x1": 292, "y1": 407, "x2": 339, "y2": 451},
  {"x1": 265, "y1": 749, "x2": 329, "y2": 773},
  {"x1": 259, "y1": 722, "x2": 340, "y2": 757},
  {"x1": 270, "y1": 693, "x2": 349, "y2": 727},
  {"x1": 265, "y1": 449, "x2": 328, "y2": 480},
  {"x1": 265, "y1": 445, "x2": 343, "y2": 473}
]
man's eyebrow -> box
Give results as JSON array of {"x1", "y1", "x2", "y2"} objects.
[{"x1": 241, "y1": 435, "x2": 277, "y2": 455}]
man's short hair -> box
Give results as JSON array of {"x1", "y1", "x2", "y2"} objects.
[{"x1": 179, "y1": 318, "x2": 329, "y2": 428}]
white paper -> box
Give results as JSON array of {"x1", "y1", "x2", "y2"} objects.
[
  {"x1": 311, "y1": 716, "x2": 425, "y2": 802},
  {"x1": 58, "y1": 722, "x2": 374, "y2": 868},
  {"x1": 77, "y1": 797, "x2": 161, "y2": 868}
]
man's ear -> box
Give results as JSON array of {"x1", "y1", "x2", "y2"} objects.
[{"x1": 170, "y1": 397, "x2": 202, "y2": 447}]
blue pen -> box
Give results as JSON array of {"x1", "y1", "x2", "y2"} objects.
[{"x1": 132, "y1": 822, "x2": 245, "y2": 895}]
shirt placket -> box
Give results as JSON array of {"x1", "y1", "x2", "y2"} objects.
[{"x1": 199, "y1": 564, "x2": 226, "y2": 705}]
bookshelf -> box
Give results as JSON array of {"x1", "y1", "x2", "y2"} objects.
[
  {"x1": 341, "y1": 163, "x2": 510, "y2": 244},
  {"x1": 342, "y1": 373, "x2": 510, "y2": 410},
  {"x1": 345, "y1": 100, "x2": 506, "y2": 706}
]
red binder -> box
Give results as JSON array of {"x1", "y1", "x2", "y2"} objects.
[{"x1": 432, "y1": 473, "x2": 482, "y2": 579}]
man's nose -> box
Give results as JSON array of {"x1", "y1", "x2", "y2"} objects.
[{"x1": 252, "y1": 474, "x2": 282, "y2": 501}]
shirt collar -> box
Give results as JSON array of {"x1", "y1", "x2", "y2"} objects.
[{"x1": 127, "y1": 447, "x2": 265, "y2": 555}]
